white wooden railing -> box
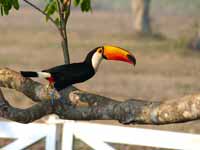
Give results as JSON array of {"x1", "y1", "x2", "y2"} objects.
[{"x1": 0, "y1": 117, "x2": 200, "y2": 150}]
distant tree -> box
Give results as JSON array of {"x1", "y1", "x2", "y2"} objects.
[
  {"x1": 131, "y1": 0, "x2": 151, "y2": 35},
  {"x1": 189, "y1": 22, "x2": 200, "y2": 50}
]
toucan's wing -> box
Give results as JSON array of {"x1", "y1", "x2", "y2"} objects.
[
  {"x1": 42, "y1": 64, "x2": 69, "y2": 74},
  {"x1": 51, "y1": 63, "x2": 93, "y2": 81},
  {"x1": 50, "y1": 63, "x2": 95, "y2": 91}
]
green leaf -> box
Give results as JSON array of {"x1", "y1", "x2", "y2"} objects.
[
  {"x1": 80, "y1": 0, "x2": 91, "y2": 12},
  {"x1": 0, "y1": 0, "x2": 21, "y2": 16},
  {"x1": 6, "y1": 0, "x2": 12, "y2": 10},
  {"x1": 1, "y1": 0, "x2": 12, "y2": 15},
  {"x1": 3, "y1": 8, "x2": 9, "y2": 15},
  {"x1": 44, "y1": 0, "x2": 57, "y2": 21},
  {"x1": 0, "y1": 5, "x2": 4, "y2": 16},
  {"x1": 54, "y1": 17, "x2": 60, "y2": 27},
  {"x1": 44, "y1": 3, "x2": 50, "y2": 12},
  {"x1": 73, "y1": 0, "x2": 92, "y2": 12},
  {"x1": 48, "y1": 3, "x2": 56, "y2": 15},
  {"x1": 73, "y1": 0, "x2": 80, "y2": 6},
  {"x1": 12, "y1": 0, "x2": 19, "y2": 10}
]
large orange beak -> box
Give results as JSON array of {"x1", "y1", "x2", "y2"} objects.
[{"x1": 103, "y1": 45, "x2": 136, "y2": 66}]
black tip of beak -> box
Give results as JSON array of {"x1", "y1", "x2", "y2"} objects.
[
  {"x1": 102, "y1": 53, "x2": 107, "y2": 59},
  {"x1": 127, "y1": 54, "x2": 136, "y2": 66}
]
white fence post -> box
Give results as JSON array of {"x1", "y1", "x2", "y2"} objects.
[
  {"x1": 45, "y1": 124, "x2": 57, "y2": 150},
  {"x1": 62, "y1": 121, "x2": 75, "y2": 150}
]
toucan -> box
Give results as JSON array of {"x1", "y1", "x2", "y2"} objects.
[{"x1": 21, "y1": 45, "x2": 136, "y2": 91}]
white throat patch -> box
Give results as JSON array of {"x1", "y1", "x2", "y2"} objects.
[{"x1": 91, "y1": 52, "x2": 103, "y2": 72}]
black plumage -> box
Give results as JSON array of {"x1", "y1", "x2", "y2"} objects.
[
  {"x1": 42, "y1": 48, "x2": 98, "y2": 91},
  {"x1": 42, "y1": 48, "x2": 97, "y2": 91},
  {"x1": 43, "y1": 62, "x2": 95, "y2": 91}
]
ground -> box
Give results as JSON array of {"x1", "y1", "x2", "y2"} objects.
[{"x1": 0, "y1": 5, "x2": 200, "y2": 150}]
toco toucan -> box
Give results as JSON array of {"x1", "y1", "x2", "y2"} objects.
[{"x1": 21, "y1": 45, "x2": 136, "y2": 91}]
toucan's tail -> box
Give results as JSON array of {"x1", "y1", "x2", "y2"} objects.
[{"x1": 20, "y1": 71, "x2": 51, "y2": 78}]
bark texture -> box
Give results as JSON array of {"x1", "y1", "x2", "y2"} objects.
[
  {"x1": 131, "y1": 0, "x2": 151, "y2": 34},
  {"x1": 0, "y1": 68, "x2": 200, "y2": 125}
]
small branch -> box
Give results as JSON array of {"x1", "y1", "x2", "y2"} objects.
[
  {"x1": 56, "y1": 0, "x2": 64, "y2": 37},
  {"x1": 62, "y1": 0, "x2": 71, "y2": 64},
  {"x1": 56, "y1": 0, "x2": 71, "y2": 64},
  {"x1": 63, "y1": 0, "x2": 71, "y2": 26},
  {"x1": 22, "y1": 0, "x2": 58, "y2": 28},
  {"x1": 63, "y1": 0, "x2": 71, "y2": 40}
]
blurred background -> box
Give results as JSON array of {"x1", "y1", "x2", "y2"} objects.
[{"x1": 1, "y1": 0, "x2": 200, "y2": 149}]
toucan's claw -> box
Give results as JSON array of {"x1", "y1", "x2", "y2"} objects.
[
  {"x1": 50, "y1": 89, "x2": 67, "y2": 108},
  {"x1": 50, "y1": 89, "x2": 56, "y2": 106},
  {"x1": 47, "y1": 82, "x2": 56, "y2": 106}
]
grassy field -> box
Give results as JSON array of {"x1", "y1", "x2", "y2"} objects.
[{"x1": 1, "y1": 4, "x2": 200, "y2": 149}]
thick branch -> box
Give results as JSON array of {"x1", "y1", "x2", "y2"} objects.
[{"x1": 1, "y1": 68, "x2": 200, "y2": 125}]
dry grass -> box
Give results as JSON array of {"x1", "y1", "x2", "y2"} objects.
[{"x1": 1, "y1": 7, "x2": 200, "y2": 149}]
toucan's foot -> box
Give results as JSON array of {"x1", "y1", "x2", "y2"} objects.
[
  {"x1": 46, "y1": 82, "x2": 56, "y2": 106},
  {"x1": 50, "y1": 89, "x2": 56, "y2": 106},
  {"x1": 50, "y1": 89, "x2": 67, "y2": 109}
]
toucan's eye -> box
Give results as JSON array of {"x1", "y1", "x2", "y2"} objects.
[{"x1": 98, "y1": 49, "x2": 103, "y2": 53}]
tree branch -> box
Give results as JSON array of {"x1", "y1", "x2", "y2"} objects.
[
  {"x1": 56, "y1": 0, "x2": 71, "y2": 64},
  {"x1": 1, "y1": 68, "x2": 200, "y2": 125},
  {"x1": 22, "y1": 0, "x2": 58, "y2": 28}
]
